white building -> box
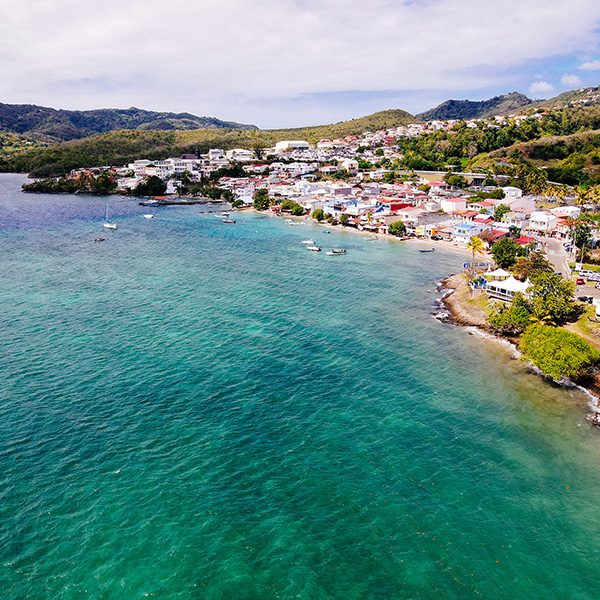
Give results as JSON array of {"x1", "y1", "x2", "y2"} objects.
[{"x1": 275, "y1": 140, "x2": 310, "y2": 153}]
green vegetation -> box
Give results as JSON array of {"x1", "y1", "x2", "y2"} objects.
[
  {"x1": 493, "y1": 203, "x2": 511, "y2": 221},
  {"x1": 512, "y1": 251, "x2": 554, "y2": 281},
  {"x1": 388, "y1": 220, "x2": 407, "y2": 236},
  {"x1": 0, "y1": 103, "x2": 256, "y2": 144},
  {"x1": 339, "y1": 214, "x2": 350, "y2": 226},
  {"x1": 417, "y1": 92, "x2": 533, "y2": 121},
  {"x1": 488, "y1": 294, "x2": 532, "y2": 336},
  {"x1": 1, "y1": 109, "x2": 414, "y2": 177},
  {"x1": 22, "y1": 172, "x2": 117, "y2": 195},
  {"x1": 131, "y1": 175, "x2": 166, "y2": 197},
  {"x1": 491, "y1": 238, "x2": 525, "y2": 268},
  {"x1": 520, "y1": 324, "x2": 600, "y2": 380},
  {"x1": 312, "y1": 208, "x2": 325, "y2": 221},
  {"x1": 281, "y1": 199, "x2": 305, "y2": 216},
  {"x1": 253, "y1": 188, "x2": 270, "y2": 211}
]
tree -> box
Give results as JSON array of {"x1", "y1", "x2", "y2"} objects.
[
  {"x1": 513, "y1": 251, "x2": 553, "y2": 281},
  {"x1": 493, "y1": 203, "x2": 511, "y2": 222},
  {"x1": 491, "y1": 238, "x2": 525, "y2": 269},
  {"x1": 527, "y1": 272, "x2": 575, "y2": 324},
  {"x1": 312, "y1": 208, "x2": 324, "y2": 221},
  {"x1": 253, "y1": 188, "x2": 270, "y2": 210},
  {"x1": 388, "y1": 220, "x2": 406, "y2": 236},
  {"x1": 467, "y1": 236, "x2": 485, "y2": 263},
  {"x1": 132, "y1": 175, "x2": 167, "y2": 197},
  {"x1": 520, "y1": 324, "x2": 600, "y2": 380},
  {"x1": 488, "y1": 293, "x2": 532, "y2": 336},
  {"x1": 339, "y1": 214, "x2": 350, "y2": 226}
]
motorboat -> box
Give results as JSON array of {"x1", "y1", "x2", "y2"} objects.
[
  {"x1": 325, "y1": 249, "x2": 347, "y2": 255},
  {"x1": 103, "y1": 204, "x2": 117, "y2": 229},
  {"x1": 420, "y1": 248, "x2": 435, "y2": 253},
  {"x1": 222, "y1": 218, "x2": 236, "y2": 223},
  {"x1": 322, "y1": 230, "x2": 331, "y2": 234},
  {"x1": 142, "y1": 214, "x2": 154, "y2": 219},
  {"x1": 94, "y1": 237, "x2": 106, "y2": 242},
  {"x1": 301, "y1": 239, "x2": 315, "y2": 244},
  {"x1": 306, "y1": 246, "x2": 321, "y2": 252}
]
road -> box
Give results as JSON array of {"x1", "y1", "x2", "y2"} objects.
[{"x1": 544, "y1": 237, "x2": 572, "y2": 279}]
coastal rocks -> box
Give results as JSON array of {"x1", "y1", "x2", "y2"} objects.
[{"x1": 437, "y1": 274, "x2": 489, "y2": 329}]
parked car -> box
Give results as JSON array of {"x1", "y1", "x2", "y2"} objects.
[
  {"x1": 576, "y1": 278, "x2": 586, "y2": 285},
  {"x1": 595, "y1": 282, "x2": 600, "y2": 290},
  {"x1": 578, "y1": 295, "x2": 594, "y2": 303}
]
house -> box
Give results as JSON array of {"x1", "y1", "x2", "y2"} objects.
[
  {"x1": 453, "y1": 222, "x2": 491, "y2": 244},
  {"x1": 275, "y1": 140, "x2": 310, "y2": 152},
  {"x1": 528, "y1": 211, "x2": 561, "y2": 234},
  {"x1": 486, "y1": 276, "x2": 532, "y2": 302},
  {"x1": 441, "y1": 198, "x2": 468, "y2": 213}
]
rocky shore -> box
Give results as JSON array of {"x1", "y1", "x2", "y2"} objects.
[{"x1": 439, "y1": 272, "x2": 600, "y2": 425}]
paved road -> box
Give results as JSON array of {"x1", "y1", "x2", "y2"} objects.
[{"x1": 544, "y1": 238, "x2": 572, "y2": 279}]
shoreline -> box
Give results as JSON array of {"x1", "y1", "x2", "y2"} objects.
[{"x1": 438, "y1": 272, "x2": 600, "y2": 423}]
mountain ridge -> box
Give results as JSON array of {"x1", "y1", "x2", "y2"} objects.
[{"x1": 0, "y1": 104, "x2": 257, "y2": 143}]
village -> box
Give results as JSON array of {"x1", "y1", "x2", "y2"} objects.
[{"x1": 63, "y1": 114, "x2": 599, "y2": 293}]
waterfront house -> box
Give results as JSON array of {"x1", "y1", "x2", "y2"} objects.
[{"x1": 485, "y1": 276, "x2": 532, "y2": 302}]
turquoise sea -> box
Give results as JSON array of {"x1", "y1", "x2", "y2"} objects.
[{"x1": 2, "y1": 172, "x2": 600, "y2": 599}]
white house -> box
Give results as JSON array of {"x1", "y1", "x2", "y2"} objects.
[
  {"x1": 528, "y1": 211, "x2": 561, "y2": 234},
  {"x1": 441, "y1": 198, "x2": 468, "y2": 213},
  {"x1": 275, "y1": 140, "x2": 310, "y2": 152}
]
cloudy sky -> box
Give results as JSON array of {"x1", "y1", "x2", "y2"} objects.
[{"x1": 1, "y1": 0, "x2": 600, "y2": 128}]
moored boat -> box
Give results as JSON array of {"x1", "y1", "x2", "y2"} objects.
[
  {"x1": 325, "y1": 248, "x2": 347, "y2": 255},
  {"x1": 306, "y1": 246, "x2": 321, "y2": 252},
  {"x1": 222, "y1": 218, "x2": 236, "y2": 223},
  {"x1": 420, "y1": 248, "x2": 435, "y2": 253},
  {"x1": 301, "y1": 239, "x2": 315, "y2": 244}
]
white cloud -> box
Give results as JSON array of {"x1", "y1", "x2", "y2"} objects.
[
  {"x1": 561, "y1": 73, "x2": 583, "y2": 87},
  {"x1": 1, "y1": 0, "x2": 600, "y2": 126},
  {"x1": 529, "y1": 81, "x2": 555, "y2": 97},
  {"x1": 579, "y1": 60, "x2": 600, "y2": 70}
]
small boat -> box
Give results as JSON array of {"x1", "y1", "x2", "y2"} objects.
[
  {"x1": 301, "y1": 239, "x2": 315, "y2": 244},
  {"x1": 222, "y1": 218, "x2": 236, "y2": 223},
  {"x1": 420, "y1": 248, "x2": 435, "y2": 253},
  {"x1": 306, "y1": 246, "x2": 321, "y2": 252},
  {"x1": 365, "y1": 235, "x2": 377, "y2": 241},
  {"x1": 322, "y1": 230, "x2": 331, "y2": 234},
  {"x1": 94, "y1": 237, "x2": 106, "y2": 242},
  {"x1": 289, "y1": 221, "x2": 303, "y2": 226},
  {"x1": 326, "y1": 249, "x2": 347, "y2": 255},
  {"x1": 103, "y1": 204, "x2": 117, "y2": 229},
  {"x1": 142, "y1": 214, "x2": 154, "y2": 219}
]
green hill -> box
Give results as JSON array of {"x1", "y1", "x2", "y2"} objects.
[
  {"x1": 417, "y1": 92, "x2": 534, "y2": 121},
  {"x1": 0, "y1": 104, "x2": 257, "y2": 144},
  {"x1": 2, "y1": 109, "x2": 415, "y2": 177}
]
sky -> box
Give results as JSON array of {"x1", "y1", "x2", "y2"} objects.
[{"x1": 1, "y1": 0, "x2": 600, "y2": 129}]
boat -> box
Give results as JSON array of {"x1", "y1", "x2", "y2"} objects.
[
  {"x1": 306, "y1": 246, "x2": 321, "y2": 252},
  {"x1": 325, "y1": 249, "x2": 347, "y2": 255},
  {"x1": 365, "y1": 235, "x2": 377, "y2": 240},
  {"x1": 420, "y1": 248, "x2": 435, "y2": 253},
  {"x1": 222, "y1": 218, "x2": 236, "y2": 223},
  {"x1": 322, "y1": 230, "x2": 331, "y2": 234},
  {"x1": 94, "y1": 237, "x2": 106, "y2": 242},
  {"x1": 142, "y1": 214, "x2": 154, "y2": 219},
  {"x1": 103, "y1": 204, "x2": 117, "y2": 229},
  {"x1": 289, "y1": 221, "x2": 303, "y2": 226},
  {"x1": 301, "y1": 239, "x2": 315, "y2": 244}
]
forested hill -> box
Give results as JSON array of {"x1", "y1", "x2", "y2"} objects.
[
  {"x1": 0, "y1": 104, "x2": 257, "y2": 143},
  {"x1": 417, "y1": 92, "x2": 534, "y2": 121}
]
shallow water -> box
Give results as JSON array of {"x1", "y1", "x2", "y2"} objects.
[{"x1": 1, "y1": 173, "x2": 599, "y2": 599}]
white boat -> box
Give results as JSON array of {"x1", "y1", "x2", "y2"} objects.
[
  {"x1": 301, "y1": 239, "x2": 315, "y2": 244},
  {"x1": 142, "y1": 214, "x2": 154, "y2": 219},
  {"x1": 326, "y1": 249, "x2": 347, "y2": 255},
  {"x1": 306, "y1": 246, "x2": 321, "y2": 252},
  {"x1": 365, "y1": 235, "x2": 377, "y2": 241},
  {"x1": 289, "y1": 221, "x2": 304, "y2": 226},
  {"x1": 103, "y1": 204, "x2": 117, "y2": 229}
]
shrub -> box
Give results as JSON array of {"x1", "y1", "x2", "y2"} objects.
[{"x1": 520, "y1": 324, "x2": 600, "y2": 380}]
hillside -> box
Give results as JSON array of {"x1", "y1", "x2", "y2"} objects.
[
  {"x1": 0, "y1": 104, "x2": 257, "y2": 143},
  {"x1": 2, "y1": 109, "x2": 415, "y2": 177},
  {"x1": 417, "y1": 92, "x2": 533, "y2": 121},
  {"x1": 530, "y1": 86, "x2": 600, "y2": 111}
]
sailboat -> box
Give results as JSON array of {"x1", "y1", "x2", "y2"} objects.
[{"x1": 103, "y1": 204, "x2": 117, "y2": 229}]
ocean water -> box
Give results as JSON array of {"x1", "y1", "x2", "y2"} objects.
[{"x1": 1, "y1": 172, "x2": 600, "y2": 599}]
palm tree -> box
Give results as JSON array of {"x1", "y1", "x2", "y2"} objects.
[{"x1": 467, "y1": 236, "x2": 485, "y2": 266}]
